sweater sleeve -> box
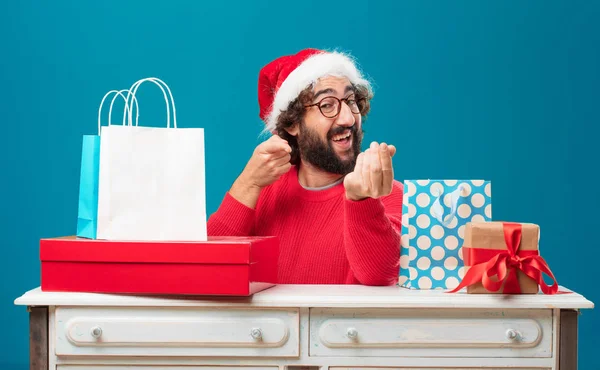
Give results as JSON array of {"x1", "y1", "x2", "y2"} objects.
[
  {"x1": 343, "y1": 181, "x2": 404, "y2": 286},
  {"x1": 207, "y1": 192, "x2": 256, "y2": 236}
]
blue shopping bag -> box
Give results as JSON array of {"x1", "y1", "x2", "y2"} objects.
[
  {"x1": 398, "y1": 180, "x2": 492, "y2": 290},
  {"x1": 76, "y1": 135, "x2": 101, "y2": 238},
  {"x1": 76, "y1": 89, "x2": 137, "y2": 239}
]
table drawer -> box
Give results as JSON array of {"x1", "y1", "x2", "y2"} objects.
[
  {"x1": 55, "y1": 307, "x2": 299, "y2": 357},
  {"x1": 331, "y1": 368, "x2": 549, "y2": 370},
  {"x1": 309, "y1": 308, "x2": 552, "y2": 358},
  {"x1": 57, "y1": 367, "x2": 278, "y2": 370}
]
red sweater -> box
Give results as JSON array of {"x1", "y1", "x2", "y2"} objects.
[{"x1": 207, "y1": 166, "x2": 403, "y2": 286}]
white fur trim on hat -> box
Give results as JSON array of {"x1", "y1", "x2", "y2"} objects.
[{"x1": 264, "y1": 51, "x2": 372, "y2": 134}]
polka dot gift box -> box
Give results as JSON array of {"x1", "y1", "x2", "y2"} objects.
[{"x1": 398, "y1": 180, "x2": 492, "y2": 290}]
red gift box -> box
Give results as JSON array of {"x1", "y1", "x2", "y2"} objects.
[
  {"x1": 447, "y1": 222, "x2": 560, "y2": 295},
  {"x1": 40, "y1": 236, "x2": 279, "y2": 296}
]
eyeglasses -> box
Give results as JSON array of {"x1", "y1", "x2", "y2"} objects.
[{"x1": 304, "y1": 95, "x2": 365, "y2": 118}]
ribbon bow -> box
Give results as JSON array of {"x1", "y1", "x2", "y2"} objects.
[{"x1": 448, "y1": 222, "x2": 560, "y2": 294}]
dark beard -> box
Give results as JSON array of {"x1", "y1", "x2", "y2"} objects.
[{"x1": 297, "y1": 122, "x2": 363, "y2": 175}]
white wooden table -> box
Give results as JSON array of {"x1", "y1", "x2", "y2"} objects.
[{"x1": 14, "y1": 284, "x2": 594, "y2": 370}]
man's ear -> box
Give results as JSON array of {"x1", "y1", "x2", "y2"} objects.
[{"x1": 284, "y1": 123, "x2": 299, "y2": 137}]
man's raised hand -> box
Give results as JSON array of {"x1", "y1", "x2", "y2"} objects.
[
  {"x1": 239, "y1": 134, "x2": 292, "y2": 189},
  {"x1": 344, "y1": 141, "x2": 396, "y2": 201}
]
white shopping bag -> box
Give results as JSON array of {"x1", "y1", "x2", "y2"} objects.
[{"x1": 96, "y1": 77, "x2": 207, "y2": 241}]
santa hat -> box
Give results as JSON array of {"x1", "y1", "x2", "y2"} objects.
[{"x1": 258, "y1": 48, "x2": 372, "y2": 133}]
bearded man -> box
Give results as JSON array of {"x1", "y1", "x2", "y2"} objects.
[{"x1": 207, "y1": 48, "x2": 403, "y2": 286}]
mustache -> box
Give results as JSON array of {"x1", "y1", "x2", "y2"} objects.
[{"x1": 327, "y1": 125, "x2": 356, "y2": 139}]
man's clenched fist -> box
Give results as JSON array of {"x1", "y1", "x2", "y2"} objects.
[
  {"x1": 240, "y1": 134, "x2": 292, "y2": 188},
  {"x1": 230, "y1": 135, "x2": 293, "y2": 209}
]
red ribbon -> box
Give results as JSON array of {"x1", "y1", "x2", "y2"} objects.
[{"x1": 448, "y1": 222, "x2": 560, "y2": 294}]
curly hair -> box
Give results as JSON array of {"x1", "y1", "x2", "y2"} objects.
[{"x1": 275, "y1": 84, "x2": 373, "y2": 165}]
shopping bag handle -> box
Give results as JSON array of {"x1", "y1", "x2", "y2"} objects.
[
  {"x1": 430, "y1": 184, "x2": 466, "y2": 227},
  {"x1": 108, "y1": 89, "x2": 140, "y2": 128},
  {"x1": 123, "y1": 77, "x2": 177, "y2": 128},
  {"x1": 97, "y1": 90, "x2": 139, "y2": 135}
]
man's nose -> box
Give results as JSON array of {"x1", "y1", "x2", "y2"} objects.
[{"x1": 336, "y1": 101, "x2": 356, "y2": 127}]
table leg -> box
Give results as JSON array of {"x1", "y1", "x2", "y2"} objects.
[
  {"x1": 28, "y1": 306, "x2": 48, "y2": 370},
  {"x1": 559, "y1": 309, "x2": 578, "y2": 370}
]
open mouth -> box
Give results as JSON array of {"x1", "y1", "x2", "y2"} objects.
[{"x1": 330, "y1": 129, "x2": 352, "y2": 149}]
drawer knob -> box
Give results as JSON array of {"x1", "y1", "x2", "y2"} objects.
[
  {"x1": 90, "y1": 326, "x2": 102, "y2": 339},
  {"x1": 250, "y1": 327, "x2": 263, "y2": 340},
  {"x1": 346, "y1": 327, "x2": 358, "y2": 339},
  {"x1": 506, "y1": 328, "x2": 521, "y2": 341}
]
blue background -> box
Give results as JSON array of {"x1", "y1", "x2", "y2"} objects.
[{"x1": 1, "y1": 1, "x2": 598, "y2": 368}]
